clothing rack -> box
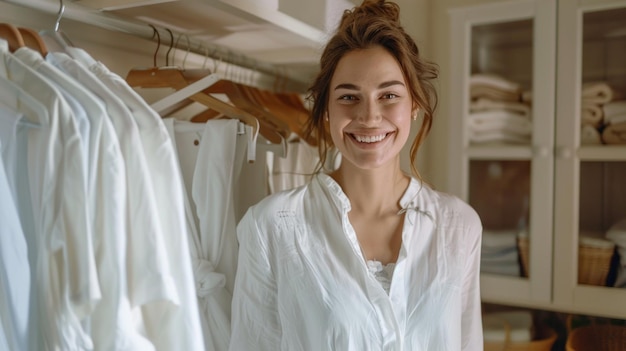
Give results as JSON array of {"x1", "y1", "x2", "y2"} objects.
[{"x1": 4, "y1": 0, "x2": 312, "y2": 93}]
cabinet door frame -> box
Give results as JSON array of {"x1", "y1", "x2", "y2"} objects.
[
  {"x1": 553, "y1": 0, "x2": 626, "y2": 319},
  {"x1": 448, "y1": 0, "x2": 556, "y2": 306}
]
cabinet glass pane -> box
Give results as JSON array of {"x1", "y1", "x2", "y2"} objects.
[
  {"x1": 469, "y1": 19, "x2": 533, "y2": 146},
  {"x1": 578, "y1": 161, "x2": 626, "y2": 288},
  {"x1": 469, "y1": 160, "x2": 530, "y2": 278},
  {"x1": 581, "y1": 8, "x2": 626, "y2": 146}
]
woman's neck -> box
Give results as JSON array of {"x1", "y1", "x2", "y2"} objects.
[{"x1": 331, "y1": 161, "x2": 410, "y2": 217}]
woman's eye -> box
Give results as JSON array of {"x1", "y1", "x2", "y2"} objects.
[
  {"x1": 338, "y1": 95, "x2": 356, "y2": 101},
  {"x1": 382, "y1": 93, "x2": 398, "y2": 99}
]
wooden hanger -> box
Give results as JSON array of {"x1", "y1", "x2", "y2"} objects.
[
  {"x1": 18, "y1": 27, "x2": 48, "y2": 57},
  {"x1": 203, "y1": 79, "x2": 292, "y2": 140},
  {"x1": 241, "y1": 85, "x2": 316, "y2": 146},
  {"x1": 0, "y1": 23, "x2": 25, "y2": 52}
]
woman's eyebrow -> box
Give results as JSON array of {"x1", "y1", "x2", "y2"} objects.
[{"x1": 333, "y1": 80, "x2": 405, "y2": 91}]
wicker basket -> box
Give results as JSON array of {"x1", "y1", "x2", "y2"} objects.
[
  {"x1": 484, "y1": 326, "x2": 558, "y2": 351},
  {"x1": 578, "y1": 236, "x2": 615, "y2": 285},
  {"x1": 566, "y1": 324, "x2": 626, "y2": 351},
  {"x1": 517, "y1": 234, "x2": 615, "y2": 285}
]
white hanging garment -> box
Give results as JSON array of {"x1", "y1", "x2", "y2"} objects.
[
  {"x1": 44, "y1": 52, "x2": 151, "y2": 350},
  {"x1": 0, "y1": 73, "x2": 46, "y2": 351},
  {"x1": 47, "y1": 51, "x2": 177, "y2": 350},
  {"x1": 0, "y1": 118, "x2": 30, "y2": 351},
  {"x1": 0, "y1": 38, "x2": 95, "y2": 351},
  {"x1": 83, "y1": 51, "x2": 205, "y2": 351},
  {"x1": 163, "y1": 118, "x2": 247, "y2": 351}
]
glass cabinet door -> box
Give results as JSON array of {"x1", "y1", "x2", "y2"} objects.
[
  {"x1": 448, "y1": 0, "x2": 556, "y2": 306},
  {"x1": 553, "y1": 0, "x2": 626, "y2": 319}
]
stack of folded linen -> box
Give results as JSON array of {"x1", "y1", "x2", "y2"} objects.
[
  {"x1": 606, "y1": 218, "x2": 626, "y2": 288},
  {"x1": 601, "y1": 100, "x2": 626, "y2": 145},
  {"x1": 579, "y1": 81, "x2": 624, "y2": 144},
  {"x1": 469, "y1": 73, "x2": 532, "y2": 144},
  {"x1": 481, "y1": 229, "x2": 522, "y2": 276}
]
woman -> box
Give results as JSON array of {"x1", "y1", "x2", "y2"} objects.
[{"x1": 229, "y1": 1, "x2": 483, "y2": 350}]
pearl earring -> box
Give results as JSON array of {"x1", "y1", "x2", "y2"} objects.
[{"x1": 412, "y1": 112, "x2": 417, "y2": 121}]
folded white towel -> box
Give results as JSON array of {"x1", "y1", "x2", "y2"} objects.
[
  {"x1": 470, "y1": 98, "x2": 531, "y2": 117},
  {"x1": 603, "y1": 100, "x2": 626, "y2": 125},
  {"x1": 582, "y1": 81, "x2": 617, "y2": 104},
  {"x1": 581, "y1": 124, "x2": 602, "y2": 145},
  {"x1": 469, "y1": 110, "x2": 532, "y2": 135},
  {"x1": 580, "y1": 102, "x2": 604, "y2": 127},
  {"x1": 482, "y1": 230, "x2": 520, "y2": 249}
]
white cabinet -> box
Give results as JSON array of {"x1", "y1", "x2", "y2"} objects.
[{"x1": 447, "y1": 0, "x2": 626, "y2": 319}]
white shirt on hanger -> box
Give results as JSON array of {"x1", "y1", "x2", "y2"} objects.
[
  {"x1": 83, "y1": 51, "x2": 205, "y2": 351},
  {"x1": 45, "y1": 52, "x2": 153, "y2": 351},
  {"x1": 0, "y1": 73, "x2": 48, "y2": 351},
  {"x1": 0, "y1": 112, "x2": 30, "y2": 351},
  {"x1": 0, "y1": 38, "x2": 96, "y2": 351},
  {"x1": 230, "y1": 173, "x2": 484, "y2": 351},
  {"x1": 47, "y1": 51, "x2": 181, "y2": 349}
]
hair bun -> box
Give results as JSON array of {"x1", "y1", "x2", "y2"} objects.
[{"x1": 340, "y1": 0, "x2": 401, "y2": 28}]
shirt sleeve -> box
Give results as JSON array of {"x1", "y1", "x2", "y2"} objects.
[
  {"x1": 229, "y1": 209, "x2": 282, "y2": 351},
  {"x1": 461, "y1": 206, "x2": 484, "y2": 351}
]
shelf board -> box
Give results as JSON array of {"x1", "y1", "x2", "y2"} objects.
[
  {"x1": 578, "y1": 145, "x2": 626, "y2": 161},
  {"x1": 467, "y1": 145, "x2": 532, "y2": 160}
]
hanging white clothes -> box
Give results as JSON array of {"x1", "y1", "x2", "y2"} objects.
[
  {"x1": 0, "y1": 72, "x2": 47, "y2": 351},
  {"x1": 43, "y1": 52, "x2": 152, "y2": 351},
  {"x1": 163, "y1": 118, "x2": 248, "y2": 351},
  {"x1": 78, "y1": 47, "x2": 205, "y2": 351},
  {"x1": 0, "y1": 135, "x2": 30, "y2": 351},
  {"x1": 0, "y1": 39, "x2": 96, "y2": 351},
  {"x1": 47, "y1": 51, "x2": 179, "y2": 350}
]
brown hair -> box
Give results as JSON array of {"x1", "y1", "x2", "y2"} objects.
[{"x1": 304, "y1": 0, "x2": 439, "y2": 180}]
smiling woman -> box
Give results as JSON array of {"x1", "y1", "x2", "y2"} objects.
[{"x1": 229, "y1": 1, "x2": 485, "y2": 350}]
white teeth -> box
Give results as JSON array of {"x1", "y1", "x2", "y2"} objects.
[{"x1": 354, "y1": 133, "x2": 387, "y2": 143}]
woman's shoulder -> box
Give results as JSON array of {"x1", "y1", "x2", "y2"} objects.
[{"x1": 418, "y1": 183, "x2": 482, "y2": 230}]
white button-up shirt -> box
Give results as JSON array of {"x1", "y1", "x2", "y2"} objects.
[{"x1": 231, "y1": 173, "x2": 483, "y2": 351}]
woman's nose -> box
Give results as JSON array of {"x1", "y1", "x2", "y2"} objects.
[{"x1": 356, "y1": 100, "x2": 382, "y2": 125}]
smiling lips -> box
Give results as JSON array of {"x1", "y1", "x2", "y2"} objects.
[{"x1": 351, "y1": 132, "x2": 391, "y2": 143}]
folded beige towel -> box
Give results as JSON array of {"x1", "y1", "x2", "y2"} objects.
[
  {"x1": 470, "y1": 73, "x2": 521, "y2": 91},
  {"x1": 580, "y1": 102, "x2": 604, "y2": 127},
  {"x1": 603, "y1": 100, "x2": 626, "y2": 125},
  {"x1": 470, "y1": 98, "x2": 531, "y2": 117},
  {"x1": 581, "y1": 124, "x2": 602, "y2": 145},
  {"x1": 471, "y1": 86, "x2": 522, "y2": 102},
  {"x1": 602, "y1": 121, "x2": 626, "y2": 144},
  {"x1": 582, "y1": 81, "x2": 618, "y2": 104},
  {"x1": 470, "y1": 73, "x2": 522, "y2": 102}
]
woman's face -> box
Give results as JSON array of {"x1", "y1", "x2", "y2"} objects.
[{"x1": 327, "y1": 45, "x2": 414, "y2": 172}]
